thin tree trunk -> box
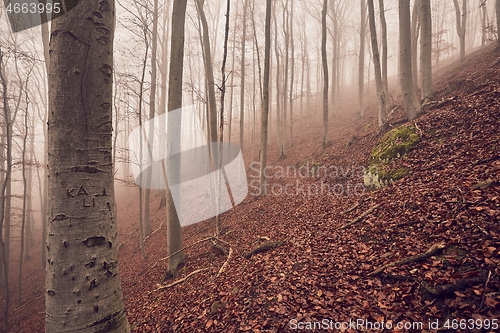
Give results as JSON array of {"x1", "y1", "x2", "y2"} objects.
[
  {"x1": 196, "y1": 0, "x2": 218, "y2": 145},
  {"x1": 321, "y1": 0, "x2": 329, "y2": 148},
  {"x1": 367, "y1": 0, "x2": 387, "y2": 130},
  {"x1": 399, "y1": 0, "x2": 422, "y2": 120},
  {"x1": 240, "y1": 0, "x2": 249, "y2": 150},
  {"x1": 289, "y1": 0, "x2": 294, "y2": 147},
  {"x1": 259, "y1": 0, "x2": 272, "y2": 196},
  {"x1": 165, "y1": 0, "x2": 188, "y2": 278},
  {"x1": 0, "y1": 48, "x2": 11, "y2": 332},
  {"x1": 378, "y1": 0, "x2": 389, "y2": 101},
  {"x1": 496, "y1": 0, "x2": 500, "y2": 47},
  {"x1": 18, "y1": 75, "x2": 30, "y2": 305},
  {"x1": 420, "y1": 0, "x2": 434, "y2": 102},
  {"x1": 359, "y1": 0, "x2": 367, "y2": 117},
  {"x1": 143, "y1": 0, "x2": 160, "y2": 238},
  {"x1": 453, "y1": 0, "x2": 467, "y2": 61},
  {"x1": 411, "y1": 0, "x2": 420, "y2": 89}
]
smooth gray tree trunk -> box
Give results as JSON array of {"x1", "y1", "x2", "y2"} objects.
[
  {"x1": 259, "y1": 0, "x2": 272, "y2": 196},
  {"x1": 46, "y1": 1, "x2": 130, "y2": 331},
  {"x1": 165, "y1": 0, "x2": 188, "y2": 278},
  {"x1": 420, "y1": 0, "x2": 434, "y2": 102},
  {"x1": 399, "y1": 0, "x2": 422, "y2": 120}
]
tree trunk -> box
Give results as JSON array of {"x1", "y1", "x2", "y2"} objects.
[
  {"x1": 367, "y1": 0, "x2": 387, "y2": 130},
  {"x1": 18, "y1": 78, "x2": 30, "y2": 305},
  {"x1": 321, "y1": 0, "x2": 329, "y2": 148},
  {"x1": 0, "y1": 47, "x2": 11, "y2": 332},
  {"x1": 411, "y1": 0, "x2": 420, "y2": 89},
  {"x1": 496, "y1": 0, "x2": 500, "y2": 47},
  {"x1": 195, "y1": 0, "x2": 218, "y2": 145},
  {"x1": 240, "y1": 0, "x2": 249, "y2": 150},
  {"x1": 399, "y1": 0, "x2": 422, "y2": 120},
  {"x1": 453, "y1": 0, "x2": 467, "y2": 62},
  {"x1": 143, "y1": 0, "x2": 160, "y2": 238},
  {"x1": 259, "y1": 0, "x2": 272, "y2": 196},
  {"x1": 420, "y1": 0, "x2": 434, "y2": 102},
  {"x1": 165, "y1": 0, "x2": 188, "y2": 277},
  {"x1": 289, "y1": 0, "x2": 295, "y2": 147},
  {"x1": 378, "y1": 0, "x2": 389, "y2": 100},
  {"x1": 359, "y1": 0, "x2": 367, "y2": 117},
  {"x1": 46, "y1": 1, "x2": 130, "y2": 331},
  {"x1": 157, "y1": 3, "x2": 170, "y2": 211}
]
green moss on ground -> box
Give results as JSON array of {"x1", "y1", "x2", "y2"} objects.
[{"x1": 365, "y1": 125, "x2": 420, "y2": 189}]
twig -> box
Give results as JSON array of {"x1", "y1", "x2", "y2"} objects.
[
  {"x1": 368, "y1": 242, "x2": 446, "y2": 277},
  {"x1": 479, "y1": 271, "x2": 493, "y2": 310},
  {"x1": 338, "y1": 204, "x2": 380, "y2": 230},
  {"x1": 217, "y1": 247, "x2": 233, "y2": 277},
  {"x1": 422, "y1": 274, "x2": 488, "y2": 297},
  {"x1": 243, "y1": 240, "x2": 285, "y2": 259},
  {"x1": 413, "y1": 121, "x2": 422, "y2": 137},
  {"x1": 150, "y1": 236, "x2": 213, "y2": 269},
  {"x1": 153, "y1": 268, "x2": 210, "y2": 291},
  {"x1": 341, "y1": 198, "x2": 366, "y2": 215}
]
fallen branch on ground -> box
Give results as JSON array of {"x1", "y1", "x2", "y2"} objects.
[
  {"x1": 217, "y1": 247, "x2": 233, "y2": 277},
  {"x1": 243, "y1": 240, "x2": 285, "y2": 259},
  {"x1": 421, "y1": 274, "x2": 488, "y2": 297},
  {"x1": 368, "y1": 242, "x2": 446, "y2": 277},
  {"x1": 341, "y1": 199, "x2": 366, "y2": 215},
  {"x1": 153, "y1": 268, "x2": 210, "y2": 291},
  {"x1": 150, "y1": 236, "x2": 213, "y2": 269},
  {"x1": 338, "y1": 204, "x2": 380, "y2": 230}
]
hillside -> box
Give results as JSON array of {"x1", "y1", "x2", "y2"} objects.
[{"x1": 9, "y1": 44, "x2": 500, "y2": 332}]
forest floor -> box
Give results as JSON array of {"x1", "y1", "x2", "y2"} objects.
[{"x1": 6, "y1": 43, "x2": 500, "y2": 332}]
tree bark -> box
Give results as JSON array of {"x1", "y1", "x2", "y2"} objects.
[
  {"x1": 420, "y1": 0, "x2": 434, "y2": 102},
  {"x1": 367, "y1": 0, "x2": 387, "y2": 130},
  {"x1": 378, "y1": 0, "x2": 389, "y2": 100},
  {"x1": 195, "y1": 0, "x2": 218, "y2": 145},
  {"x1": 321, "y1": 0, "x2": 329, "y2": 148},
  {"x1": 165, "y1": 0, "x2": 188, "y2": 277},
  {"x1": 399, "y1": 0, "x2": 422, "y2": 120},
  {"x1": 259, "y1": 0, "x2": 272, "y2": 196},
  {"x1": 496, "y1": 0, "x2": 500, "y2": 47},
  {"x1": 240, "y1": 0, "x2": 249, "y2": 150},
  {"x1": 0, "y1": 47, "x2": 12, "y2": 332},
  {"x1": 359, "y1": 0, "x2": 367, "y2": 117},
  {"x1": 46, "y1": 0, "x2": 130, "y2": 331},
  {"x1": 143, "y1": 0, "x2": 160, "y2": 238},
  {"x1": 453, "y1": 0, "x2": 467, "y2": 62}
]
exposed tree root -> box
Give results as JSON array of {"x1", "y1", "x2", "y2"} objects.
[
  {"x1": 243, "y1": 240, "x2": 284, "y2": 259},
  {"x1": 154, "y1": 268, "x2": 210, "y2": 292},
  {"x1": 421, "y1": 274, "x2": 487, "y2": 297},
  {"x1": 338, "y1": 204, "x2": 380, "y2": 230},
  {"x1": 368, "y1": 242, "x2": 446, "y2": 277}
]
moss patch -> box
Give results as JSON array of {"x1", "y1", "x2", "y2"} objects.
[{"x1": 364, "y1": 125, "x2": 420, "y2": 190}]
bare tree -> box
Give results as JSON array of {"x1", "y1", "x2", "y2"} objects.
[
  {"x1": 420, "y1": 0, "x2": 434, "y2": 102},
  {"x1": 321, "y1": 0, "x2": 329, "y2": 148},
  {"x1": 359, "y1": 0, "x2": 367, "y2": 117},
  {"x1": 46, "y1": 0, "x2": 130, "y2": 331},
  {"x1": 453, "y1": 0, "x2": 467, "y2": 62},
  {"x1": 399, "y1": 0, "x2": 422, "y2": 120},
  {"x1": 240, "y1": 0, "x2": 249, "y2": 150},
  {"x1": 0, "y1": 47, "x2": 12, "y2": 332},
  {"x1": 497, "y1": 0, "x2": 500, "y2": 47},
  {"x1": 165, "y1": 0, "x2": 188, "y2": 278},
  {"x1": 259, "y1": 0, "x2": 272, "y2": 196},
  {"x1": 367, "y1": 0, "x2": 387, "y2": 130}
]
